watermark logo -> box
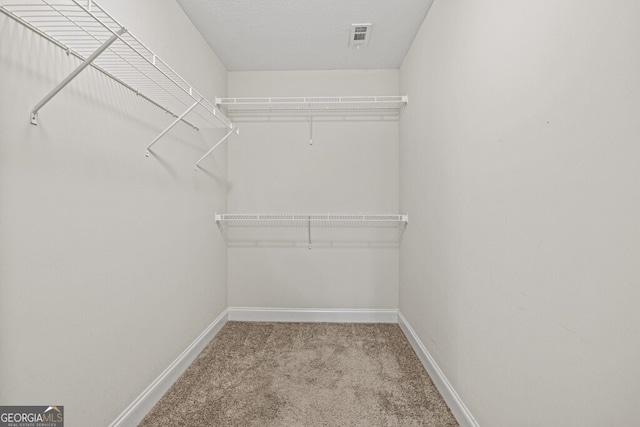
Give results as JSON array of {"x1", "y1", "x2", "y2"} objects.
[{"x1": 0, "y1": 406, "x2": 63, "y2": 427}]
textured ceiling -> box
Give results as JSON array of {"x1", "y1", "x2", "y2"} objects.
[{"x1": 176, "y1": 0, "x2": 434, "y2": 71}]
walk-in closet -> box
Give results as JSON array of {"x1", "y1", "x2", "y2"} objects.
[{"x1": 1, "y1": 0, "x2": 638, "y2": 426}]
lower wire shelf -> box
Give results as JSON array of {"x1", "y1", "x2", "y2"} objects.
[{"x1": 215, "y1": 213, "x2": 409, "y2": 249}]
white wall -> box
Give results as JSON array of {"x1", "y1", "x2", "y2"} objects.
[
  {"x1": 0, "y1": 1, "x2": 228, "y2": 425},
  {"x1": 399, "y1": 1, "x2": 640, "y2": 426},
  {"x1": 227, "y1": 70, "x2": 400, "y2": 309}
]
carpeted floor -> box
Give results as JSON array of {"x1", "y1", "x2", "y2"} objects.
[{"x1": 139, "y1": 322, "x2": 458, "y2": 426}]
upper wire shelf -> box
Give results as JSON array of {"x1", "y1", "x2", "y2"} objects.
[
  {"x1": 215, "y1": 213, "x2": 409, "y2": 249},
  {"x1": 215, "y1": 213, "x2": 409, "y2": 224},
  {"x1": 215, "y1": 96, "x2": 409, "y2": 120},
  {"x1": 0, "y1": 0, "x2": 237, "y2": 164}
]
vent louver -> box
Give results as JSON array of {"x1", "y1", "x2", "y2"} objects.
[{"x1": 349, "y1": 23, "x2": 372, "y2": 48}]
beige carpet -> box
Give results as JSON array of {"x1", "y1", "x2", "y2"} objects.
[{"x1": 139, "y1": 322, "x2": 458, "y2": 426}]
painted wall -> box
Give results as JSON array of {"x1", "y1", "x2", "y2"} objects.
[
  {"x1": 0, "y1": 1, "x2": 228, "y2": 425},
  {"x1": 226, "y1": 70, "x2": 400, "y2": 309},
  {"x1": 399, "y1": 0, "x2": 640, "y2": 426}
]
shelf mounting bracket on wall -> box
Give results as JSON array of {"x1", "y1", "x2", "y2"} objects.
[
  {"x1": 30, "y1": 27, "x2": 127, "y2": 125},
  {"x1": 146, "y1": 97, "x2": 202, "y2": 157},
  {"x1": 308, "y1": 109, "x2": 313, "y2": 146},
  {"x1": 194, "y1": 126, "x2": 239, "y2": 170}
]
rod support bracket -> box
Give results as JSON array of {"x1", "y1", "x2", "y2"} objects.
[
  {"x1": 194, "y1": 126, "x2": 236, "y2": 171},
  {"x1": 30, "y1": 111, "x2": 38, "y2": 126}
]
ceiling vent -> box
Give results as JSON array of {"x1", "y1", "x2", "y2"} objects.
[{"x1": 349, "y1": 23, "x2": 372, "y2": 48}]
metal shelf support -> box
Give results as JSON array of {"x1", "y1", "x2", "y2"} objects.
[
  {"x1": 308, "y1": 110, "x2": 313, "y2": 146},
  {"x1": 146, "y1": 98, "x2": 202, "y2": 157},
  {"x1": 30, "y1": 27, "x2": 126, "y2": 125},
  {"x1": 194, "y1": 126, "x2": 239, "y2": 170}
]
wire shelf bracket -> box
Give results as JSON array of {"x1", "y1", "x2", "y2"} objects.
[
  {"x1": 194, "y1": 126, "x2": 239, "y2": 171},
  {"x1": 146, "y1": 98, "x2": 202, "y2": 157},
  {"x1": 0, "y1": 0, "x2": 237, "y2": 160},
  {"x1": 30, "y1": 27, "x2": 126, "y2": 125}
]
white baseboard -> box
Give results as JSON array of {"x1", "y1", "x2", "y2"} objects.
[
  {"x1": 109, "y1": 309, "x2": 229, "y2": 427},
  {"x1": 228, "y1": 307, "x2": 398, "y2": 323},
  {"x1": 397, "y1": 311, "x2": 479, "y2": 427}
]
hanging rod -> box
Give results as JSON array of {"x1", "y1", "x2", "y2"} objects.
[{"x1": 0, "y1": 0, "x2": 236, "y2": 150}]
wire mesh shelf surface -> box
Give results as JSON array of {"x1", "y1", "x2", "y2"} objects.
[
  {"x1": 215, "y1": 213, "x2": 409, "y2": 248},
  {"x1": 0, "y1": 0, "x2": 234, "y2": 131},
  {"x1": 215, "y1": 96, "x2": 408, "y2": 119}
]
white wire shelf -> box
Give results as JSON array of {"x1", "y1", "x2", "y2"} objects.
[
  {"x1": 215, "y1": 213, "x2": 409, "y2": 249},
  {"x1": 0, "y1": 0, "x2": 237, "y2": 164},
  {"x1": 215, "y1": 96, "x2": 408, "y2": 120}
]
